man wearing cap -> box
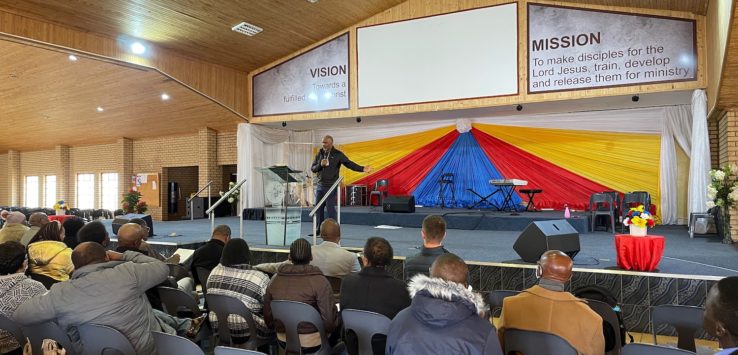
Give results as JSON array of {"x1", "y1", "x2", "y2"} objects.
[{"x1": 0, "y1": 212, "x2": 29, "y2": 244}]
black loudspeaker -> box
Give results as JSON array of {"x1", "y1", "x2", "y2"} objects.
[
  {"x1": 383, "y1": 195, "x2": 416, "y2": 213},
  {"x1": 112, "y1": 213, "x2": 154, "y2": 237},
  {"x1": 513, "y1": 220, "x2": 580, "y2": 263}
]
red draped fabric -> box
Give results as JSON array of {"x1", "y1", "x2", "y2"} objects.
[
  {"x1": 615, "y1": 234, "x2": 665, "y2": 271},
  {"x1": 353, "y1": 130, "x2": 459, "y2": 197},
  {"x1": 472, "y1": 128, "x2": 613, "y2": 211}
]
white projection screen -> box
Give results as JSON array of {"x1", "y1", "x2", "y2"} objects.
[{"x1": 357, "y1": 3, "x2": 518, "y2": 108}]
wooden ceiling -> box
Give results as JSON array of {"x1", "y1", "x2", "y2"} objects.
[
  {"x1": 0, "y1": 0, "x2": 406, "y2": 72},
  {"x1": 0, "y1": 39, "x2": 244, "y2": 152}
]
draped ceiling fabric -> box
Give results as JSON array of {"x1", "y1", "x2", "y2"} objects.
[{"x1": 238, "y1": 102, "x2": 706, "y2": 224}]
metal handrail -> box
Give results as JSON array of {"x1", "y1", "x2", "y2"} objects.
[
  {"x1": 187, "y1": 180, "x2": 212, "y2": 221},
  {"x1": 207, "y1": 178, "x2": 246, "y2": 233},
  {"x1": 309, "y1": 176, "x2": 343, "y2": 244}
]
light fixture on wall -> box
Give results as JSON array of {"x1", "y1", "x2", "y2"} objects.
[
  {"x1": 161, "y1": 93, "x2": 170, "y2": 101},
  {"x1": 282, "y1": 121, "x2": 287, "y2": 127},
  {"x1": 68, "y1": 54, "x2": 78, "y2": 61},
  {"x1": 516, "y1": 104, "x2": 523, "y2": 112},
  {"x1": 631, "y1": 95, "x2": 640, "y2": 102},
  {"x1": 356, "y1": 117, "x2": 362, "y2": 123},
  {"x1": 130, "y1": 42, "x2": 146, "y2": 55}
]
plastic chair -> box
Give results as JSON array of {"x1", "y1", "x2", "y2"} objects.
[
  {"x1": 196, "y1": 267, "x2": 211, "y2": 294},
  {"x1": 77, "y1": 323, "x2": 136, "y2": 355},
  {"x1": 157, "y1": 286, "x2": 203, "y2": 317},
  {"x1": 270, "y1": 300, "x2": 332, "y2": 355},
  {"x1": 651, "y1": 305, "x2": 704, "y2": 352},
  {"x1": 168, "y1": 264, "x2": 192, "y2": 281},
  {"x1": 503, "y1": 329, "x2": 577, "y2": 355},
  {"x1": 438, "y1": 173, "x2": 456, "y2": 209},
  {"x1": 585, "y1": 299, "x2": 622, "y2": 355},
  {"x1": 152, "y1": 331, "x2": 206, "y2": 355},
  {"x1": 622, "y1": 343, "x2": 694, "y2": 355},
  {"x1": 369, "y1": 179, "x2": 389, "y2": 207},
  {"x1": 214, "y1": 346, "x2": 267, "y2": 355},
  {"x1": 22, "y1": 321, "x2": 78, "y2": 355},
  {"x1": 601, "y1": 191, "x2": 622, "y2": 220},
  {"x1": 325, "y1": 276, "x2": 342, "y2": 300},
  {"x1": 589, "y1": 193, "x2": 616, "y2": 233},
  {"x1": 488, "y1": 290, "x2": 520, "y2": 317},
  {"x1": 341, "y1": 309, "x2": 391, "y2": 355},
  {"x1": 206, "y1": 294, "x2": 274, "y2": 351},
  {"x1": 0, "y1": 313, "x2": 26, "y2": 349}
]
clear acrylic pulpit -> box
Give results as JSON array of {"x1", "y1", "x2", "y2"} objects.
[{"x1": 258, "y1": 166, "x2": 304, "y2": 246}]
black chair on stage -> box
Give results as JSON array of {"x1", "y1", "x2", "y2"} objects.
[
  {"x1": 438, "y1": 173, "x2": 456, "y2": 209},
  {"x1": 369, "y1": 179, "x2": 389, "y2": 207},
  {"x1": 601, "y1": 191, "x2": 621, "y2": 221},
  {"x1": 589, "y1": 193, "x2": 616, "y2": 233}
]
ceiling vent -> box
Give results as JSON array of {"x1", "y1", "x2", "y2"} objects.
[{"x1": 232, "y1": 22, "x2": 263, "y2": 36}]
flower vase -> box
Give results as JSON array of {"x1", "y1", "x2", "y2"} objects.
[
  {"x1": 55, "y1": 209, "x2": 65, "y2": 216},
  {"x1": 629, "y1": 225, "x2": 647, "y2": 237},
  {"x1": 722, "y1": 206, "x2": 733, "y2": 244}
]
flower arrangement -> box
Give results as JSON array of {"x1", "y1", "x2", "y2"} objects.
[
  {"x1": 121, "y1": 189, "x2": 148, "y2": 214},
  {"x1": 219, "y1": 181, "x2": 240, "y2": 204},
  {"x1": 52, "y1": 200, "x2": 68, "y2": 210},
  {"x1": 623, "y1": 205, "x2": 656, "y2": 228},
  {"x1": 707, "y1": 165, "x2": 738, "y2": 209}
]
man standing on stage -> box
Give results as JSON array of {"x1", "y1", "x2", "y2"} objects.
[{"x1": 311, "y1": 135, "x2": 371, "y2": 235}]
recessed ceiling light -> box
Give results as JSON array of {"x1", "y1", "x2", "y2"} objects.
[
  {"x1": 96, "y1": 106, "x2": 104, "y2": 112},
  {"x1": 306, "y1": 0, "x2": 318, "y2": 3},
  {"x1": 232, "y1": 22, "x2": 263, "y2": 37},
  {"x1": 68, "y1": 55, "x2": 78, "y2": 61},
  {"x1": 130, "y1": 42, "x2": 146, "y2": 55},
  {"x1": 161, "y1": 93, "x2": 170, "y2": 101}
]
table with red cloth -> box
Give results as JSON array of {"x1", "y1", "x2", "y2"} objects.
[
  {"x1": 614, "y1": 234, "x2": 665, "y2": 272},
  {"x1": 48, "y1": 215, "x2": 75, "y2": 223}
]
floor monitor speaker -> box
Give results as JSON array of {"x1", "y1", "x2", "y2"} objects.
[
  {"x1": 382, "y1": 195, "x2": 416, "y2": 213},
  {"x1": 513, "y1": 220, "x2": 580, "y2": 263},
  {"x1": 112, "y1": 213, "x2": 154, "y2": 237}
]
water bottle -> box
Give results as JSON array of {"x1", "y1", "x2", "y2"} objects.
[{"x1": 564, "y1": 204, "x2": 571, "y2": 219}]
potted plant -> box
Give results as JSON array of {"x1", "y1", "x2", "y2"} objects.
[
  {"x1": 52, "y1": 200, "x2": 68, "y2": 216},
  {"x1": 706, "y1": 165, "x2": 738, "y2": 243},
  {"x1": 219, "y1": 181, "x2": 240, "y2": 215},
  {"x1": 622, "y1": 205, "x2": 655, "y2": 236},
  {"x1": 121, "y1": 189, "x2": 149, "y2": 214}
]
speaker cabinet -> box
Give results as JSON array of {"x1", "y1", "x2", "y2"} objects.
[
  {"x1": 383, "y1": 195, "x2": 416, "y2": 213},
  {"x1": 112, "y1": 213, "x2": 154, "y2": 237},
  {"x1": 513, "y1": 220, "x2": 580, "y2": 263}
]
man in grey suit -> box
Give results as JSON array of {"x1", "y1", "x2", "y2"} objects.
[{"x1": 311, "y1": 218, "x2": 360, "y2": 278}]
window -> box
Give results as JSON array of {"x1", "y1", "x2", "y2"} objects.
[
  {"x1": 77, "y1": 174, "x2": 95, "y2": 209},
  {"x1": 101, "y1": 173, "x2": 119, "y2": 211},
  {"x1": 45, "y1": 175, "x2": 57, "y2": 208},
  {"x1": 25, "y1": 176, "x2": 39, "y2": 208}
]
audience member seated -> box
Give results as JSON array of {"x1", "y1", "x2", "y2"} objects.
[
  {"x1": 76, "y1": 220, "x2": 110, "y2": 247},
  {"x1": 191, "y1": 224, "x2": 231, "y2": 285},
  {"x1": 312, "y1": 219, "x2": 360, "y2": 277},
  {"x1": 704, "y1": 276, "x2": 738, "y2": 354},
  {"x1": 341, "y1": 237, "x2": 410, "y2": 355},
  {"x1": 263, "y1": 238, "x2": 339, "y2": 353},
  {"x1": 129, "y1": 218, "x2": 180, "y2": 264},
  {"x1": 387, "y1": 253, "x2": 501, "y2": 355},
  {"x1": 498, "y1": 250, "x2": 604, "y2": 355},
  {"x1": 207, "y1": 238, "x2": 273, "y2": 346},
  {"x1": 0, "y1": 212, "x2": 29, "y2": 244},
  {"x1": 61, "y1": 216, "x2": 85, "y2": 249},
  {"x1": 0, "y1": 241, "x2": 47, "y2": 355},
  {"x1": 27, "y1": 221, "x2": 74, "y2": 282},
  {"x1": 0, "y1": 210, "x2": 8, "y2": 229},
  {"x1": 403, "y1": 215, "x2": 449, "y2": 280},
  {"x1": 20, "y1": 212, "x2": 49, "y2": 246},
  {"x1": 14, "y1": 242, "x2": 205, "y2": 354}
]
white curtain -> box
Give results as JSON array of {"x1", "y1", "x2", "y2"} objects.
[
  {"x1": 661, "y1": 105, "x2": 692, "y2": 224},
  {"x1": 237, "y1": 124, "x2": 313, "y2": 208},
  {"x1": 688, "y1": 89, "x2": 710, "y2": 215}
]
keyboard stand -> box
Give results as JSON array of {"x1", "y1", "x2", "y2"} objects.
[
  {"x1": 497, "y1": 185, "x2": 520, "y2": 213},
  {"x1": 467, "y1": 188, "x2": 498, "y2": 209}
]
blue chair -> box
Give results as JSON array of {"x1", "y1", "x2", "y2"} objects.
[
  {"x1": 503, "y1": 329, "x2": 577, "y2": 355},
  {"x1": 76, "y1": 323, "x2": 136, "y2": 355},
  {"x1": 22, "y1": 322, "x2": 77, "y2": 355},
  {"x1": 622, "y1": 343, "x2": 694, "y2": 355},
  {"x1": 341, "y1": 309, "x2": 391, "y2": 355},
  {"x1": 270, "y1": 300, "x2": 331, "y2": 355},
  {"x1": 0, "y1": 313, "x2": 25, "y2": 350},
  {"x1": 651, "y1": 305, "x2": 704, "y2": 352},
  {"x1": 152, "y1": 331, "x2": 205, "y2": 355},
  {"x1": 214, "y1": 346, "x2": 267, "y2": 355},
  {"x1": 206, "y1": 294, "x2": 274, "y2": 351}
]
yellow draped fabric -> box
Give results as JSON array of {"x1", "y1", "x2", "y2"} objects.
[
  {"x1": 474, "y1": 123, "x2": 661, "y2": 214},
  {"x1": 336, "y1": 126, "x2": 455, "y2": 185}
]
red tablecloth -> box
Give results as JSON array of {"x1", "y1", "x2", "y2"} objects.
[
  {"x1": 615, "y1": 234, "x2": 665, "y2": 272},
  {"x1": 48, "y1": 215, "x2": 75, "y2": 223}
]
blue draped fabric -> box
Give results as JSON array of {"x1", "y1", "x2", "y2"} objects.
[{"x1": 412, "y1": 132, "x2": 523, "y2": 209}]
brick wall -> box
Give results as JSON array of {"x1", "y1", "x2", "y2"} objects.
[
  {"x1": 718, "y1": 112, "x2": 729, "y2": 167},
  {"x1": 0, "y1": 127, "x2": 237, "y2": 220},
  {"x1": 709, "y1": 117, "x2": 719, "y2": 169}
]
